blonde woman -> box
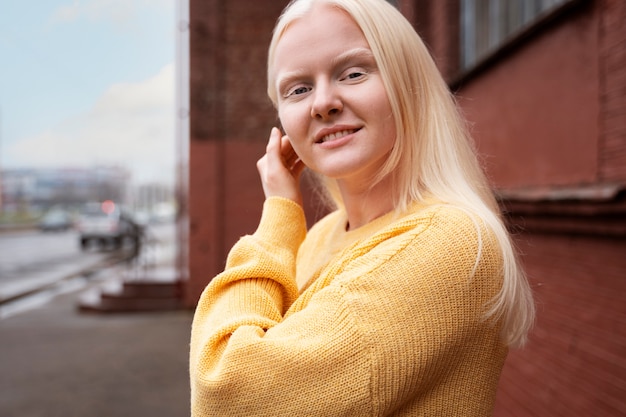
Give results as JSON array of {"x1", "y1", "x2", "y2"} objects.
[{"x1": 190, "y1": 0, "x2": 535, "y2": 415}]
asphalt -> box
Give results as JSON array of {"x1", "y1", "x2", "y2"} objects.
[{"x1": 0, "y1": 231, "x2": 194, "y2": 417}]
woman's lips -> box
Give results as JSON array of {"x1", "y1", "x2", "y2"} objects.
[{"x1": 317, "y1": 128, "x2": 360, "y2": 144}]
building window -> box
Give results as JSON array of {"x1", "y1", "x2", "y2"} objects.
[{"x1": 460, "y1": 0, "x2": 576, "y2": 70}]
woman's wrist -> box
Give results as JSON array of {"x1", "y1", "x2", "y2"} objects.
[{"x1": 255, "y1": 196, "x2": 307, "y2": 251}]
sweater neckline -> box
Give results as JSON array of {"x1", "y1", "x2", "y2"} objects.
[{"x1": 333, "y1": 198, "x2": 434, "y2": 248}]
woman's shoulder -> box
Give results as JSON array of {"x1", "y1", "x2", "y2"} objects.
[
  {"x1": 332, "y1": 201, "x2": 503, "y2": 291},
  {"x1": 369, "y1": 200, "x2": 487, "y2": 240},
  {"x1": 302, "y1": 200, "x2": 498, "y2": 260},
  {"x1": 347, "y1": 201, "x2": 500, "y2": 269}
]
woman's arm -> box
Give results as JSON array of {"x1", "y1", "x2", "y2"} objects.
[
  {"x1": 189, "y1": 196, "x2": 374, "y2": 416},
  {"x1": 190, "y1": 203, "x2": 505, "y2": 416}
]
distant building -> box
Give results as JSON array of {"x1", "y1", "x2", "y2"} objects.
[
  {"x1": 0, "y1": 166, "x2": 131, "y2": 214},
  {"x1": 130, "y1": 181, "x2": 176, "y2": 221}
]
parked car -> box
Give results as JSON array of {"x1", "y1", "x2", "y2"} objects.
[
  {"x1": 38, "y1": 209, "x2": 73, "y2": 232},
  {"x1": 77, "y1": 201, "x2": 143, "y2": 250}
]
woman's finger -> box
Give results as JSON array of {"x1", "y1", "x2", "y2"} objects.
[
  {"x1": 265, "y1": 127, "x2": 283, "y2": 162},
  {"x1": 280, "y1": 135, "x2": 301, "y2": 171},
  {"x1": 257, "y1": 127, "x2": 304, "y2": 204}
]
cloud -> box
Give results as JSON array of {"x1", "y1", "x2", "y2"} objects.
[
  {"x1": 7, "y1": 63, "x2": 176, "y2": 184},
  {"x1": 49, "y1": 0, "x2": 169, "y2": 28},
  {"x1": 51, "y1": 0, "x2": 135, "y2": 25}
]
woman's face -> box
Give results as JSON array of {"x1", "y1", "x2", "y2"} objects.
[{"x1": 272, "y1": 4, "x2": 396, "y2": 189}]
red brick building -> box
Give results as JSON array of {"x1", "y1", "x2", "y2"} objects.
[{"x1": 181, "y1": 0, "x2": 626, "y2": 415}]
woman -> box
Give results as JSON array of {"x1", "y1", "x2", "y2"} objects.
[{"x1": 190, "y1": 0, "x2": 535, "y2": 415}]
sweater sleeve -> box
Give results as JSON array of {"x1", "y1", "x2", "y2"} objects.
[
  {"x1": 190, "y1": 203, "x2": 505, "y2": 417},
  {"x1": 190, "y1": 197, "x2": 304, "y2": 379},
  {"x1": 189, "y1": 197, "x2": 375, "y2": 416}
]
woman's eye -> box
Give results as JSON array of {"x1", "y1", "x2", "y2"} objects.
[
  {"x1": 287, "y1": 86, "x2": 310, "y2": 97},
  {"x1": 342, "y1": 69, "x2": 367, "y2": 81}
]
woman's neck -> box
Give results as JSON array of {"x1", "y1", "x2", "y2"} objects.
[{"x1": 338, "y1": 176, "x2": 395, "y2": 231}]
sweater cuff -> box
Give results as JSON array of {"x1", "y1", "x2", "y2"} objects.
[{"x1": 254, "y1": 197, "x2": 307, "y2": 252}]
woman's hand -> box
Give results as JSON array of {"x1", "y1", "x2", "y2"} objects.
[{"x1": 257, "y1": 127, "x2": 306, "y2": 205}]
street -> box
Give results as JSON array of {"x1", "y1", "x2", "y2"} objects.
[
  {"x1": 0, "y1": 222, "x2": 175, "y2": 317},
  {"x1": 0, "y1": 229, "x2": 112, "y2": 304},
  {"x1": 0, "y1": 228, "x2": 114, "y2": 274},
  {"x1": 0, "y1": 229, "x2": 97, "y2": 280}
]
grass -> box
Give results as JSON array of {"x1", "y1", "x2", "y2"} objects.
[{"x1": 0, "y1": 210, "x2": 40, "y2": 226}]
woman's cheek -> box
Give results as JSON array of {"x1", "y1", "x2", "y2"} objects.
[
  {"x1": 279, "y1": 110, "x2": 300, "y2": 144},
  {"x1": 279, "y1": 104, "x2": 311, "y2": 162}
]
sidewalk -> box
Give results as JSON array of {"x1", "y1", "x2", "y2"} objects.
[{"x1": 0, "y1": 226, "x2": 193, "y2": 417}]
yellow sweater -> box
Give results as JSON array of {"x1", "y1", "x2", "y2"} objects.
[{"x1": 190, "y1": 197, "x2": 507, "y2": 416}]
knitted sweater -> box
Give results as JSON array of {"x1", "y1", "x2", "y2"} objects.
[{"x1": 190, "y1": 197, "x2": 507, "y2": 416}]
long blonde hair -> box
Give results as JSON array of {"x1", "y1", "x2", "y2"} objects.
[{"x1": 267, "y1": 0, "x2": 534, "y2": 347}]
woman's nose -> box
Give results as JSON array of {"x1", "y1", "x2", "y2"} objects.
[{"x1": 310, "y1": 82, "x2": 343, "y2": 120}]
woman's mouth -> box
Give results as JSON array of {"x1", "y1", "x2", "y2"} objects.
[{"x1": 317, "y1": 129, "x2": 359, "y2": 143}]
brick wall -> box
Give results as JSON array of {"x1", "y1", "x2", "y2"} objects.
[
  {"x1": 186, "y1": 0, "x2": 288, "y2": 304},
  {"x1": 599, "y1": 0, "x2": 626, "y2": 181},
  {"x1": 494, "y1": 232, "x2": 626, "y2": 416},
  {"x1": 409, "y1": 0, "x2": 460, "y2": 82}
]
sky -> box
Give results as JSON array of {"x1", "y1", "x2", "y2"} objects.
[{"x1": 0, "y1": 0, "x2": 177, "y2": 185}]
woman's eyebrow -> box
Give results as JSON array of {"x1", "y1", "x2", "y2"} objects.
[{"x1": 330, "y1": 47, "x2": 376, "y2": 68}]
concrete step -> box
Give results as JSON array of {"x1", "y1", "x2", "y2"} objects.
[
  {"x1": 104, "y1": 281, "x2": 181, "y2": 299},
  {"x1": 79, "y1": 293, "x2": 183, "y2": 313},
  {"x1": 78, "y1": 269, "x2": 184, "y2": 313}
]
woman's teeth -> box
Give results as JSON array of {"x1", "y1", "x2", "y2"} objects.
[{"x1": 321, "y1": 130, "x2": 354, "y2": 143}]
